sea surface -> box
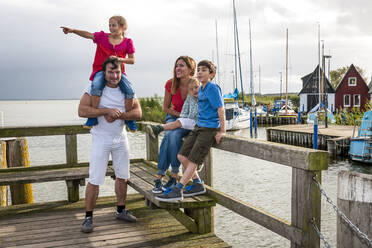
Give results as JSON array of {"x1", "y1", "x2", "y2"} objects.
[{"x1": 1, "y1": 100, "x2": 371, "y2": 247}]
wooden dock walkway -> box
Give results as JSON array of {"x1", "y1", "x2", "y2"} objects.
[
  {"x1": 267, "y1": 124, "x2": 354, "y2": 157},
  {"x1": 0, "y1": 194, "x2": 229, "y2": 248},
  {"x1": 0, "y1": 124, "x2": 330, "y2": 247}
]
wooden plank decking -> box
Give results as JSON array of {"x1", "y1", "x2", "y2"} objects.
[
  {"x1": 0, "y1": 195, "x2": 229, "y2": 248},
  {"x1": 0, "y1": 160, "x2": 228, "y2": 248},
  {"x1": 268, "y1": 124, "x2": 354, "y2": 137}
]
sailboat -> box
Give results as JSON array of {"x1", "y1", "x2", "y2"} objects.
[{"x1": 223, "y1": 0, "x2": 250, "y2": 131}]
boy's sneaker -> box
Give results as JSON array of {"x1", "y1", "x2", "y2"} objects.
[
  {"x1": 183, "y1": 182, "x2": 206, "y2": 197},
  {"x1": 162, "y1": 177, "x2": 177, "y2": 191},
  {"x1": 81, "y1": 217, "x2": 93, "y2": 233},
  {"x1": 145, "y1": 124, "x2": 163, "y2": 139},
  {"x1": 155, "y1": 186, "x2": 183, "y2": 202},
  {"x1": 83, "y1": 118, "x2": 98, "y2": 129},
  {"x1": 152, "y1": 179, "x2": 163, "y2": 194},
  {"x1": 116, "y1": 210, "x2": 137, "y2": 223},
  {"x1": 125, "y1": 120, "x2": 138, "y2": 132}
]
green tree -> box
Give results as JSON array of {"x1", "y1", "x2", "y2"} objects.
[{"x1": 330, "y1": 65, "x2": 368, "y2": 88}]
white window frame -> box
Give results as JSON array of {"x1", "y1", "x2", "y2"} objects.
[
  {"x1": 344, "y1": 94, "x2": 351, "y2": 107},
  {"x1": 354, "y1": 94, "x2": 361, "y2": 107},
  {"x1": 348, "y1": 77, "x2": 357, "y2": 86}
]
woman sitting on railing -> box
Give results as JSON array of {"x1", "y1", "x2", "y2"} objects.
[{"x1": 151, "y1": 56, "x2": 196, "y2": 193}]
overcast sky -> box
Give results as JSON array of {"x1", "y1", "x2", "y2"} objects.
[{"x1": 1, "y1": 0, "x2": 371, "y2": 100}]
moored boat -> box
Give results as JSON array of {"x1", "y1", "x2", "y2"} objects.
[
  {"x1": 225, "y1": 102, "x2": 250, "y2": 131},
  {"x1": 349, "y1": 110, "x2": 372, "y2": 163}
]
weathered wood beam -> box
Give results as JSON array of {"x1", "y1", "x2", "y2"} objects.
[
  {"x1": 291, "y1": 169, "x2": 321, "y2": 248},
  {"x1": 205, "y1": 185, "x2": 303, "y2": 245},
  {"x1": 213, "y1": 134, "x2": 329, "y2": 171},
  {"x1": 168, "y1": 209, "x2": 198, "y2": 234},
  {"x1": 65, "y1": 134, "x2": 77, "y2": 166},
  {"x1": 0, "y1": 158, "x2": 144, "y2": 174},
  {"x1": 0, "y1": 125, "x2": 89, "y2": 138}
]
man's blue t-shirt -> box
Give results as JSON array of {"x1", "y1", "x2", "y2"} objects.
[{"x1": 197, "y1": 82, "x2": 223, "y2": 128}]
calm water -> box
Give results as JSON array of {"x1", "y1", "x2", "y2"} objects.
[{"x1": 1, "y1": 100, "x2": 371, "y2": 247}]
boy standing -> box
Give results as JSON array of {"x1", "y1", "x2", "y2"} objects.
[{"x1": 156, "y1": 60, "x2": 225, "y2": 202}]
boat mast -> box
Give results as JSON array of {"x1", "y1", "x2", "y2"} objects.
[
  {"x1": 321, "y1": 42, "x2": 325, "y2": 105},
  {"x1": 285, "y1": 28, "x2": 288, "y2": 114},
  {"x1": 233, "y1": 0, "x2": 245, "y2": 105},
  {"x1": 318, "y1": 23, "x2": 321, "y2": 111},
  {"x1": 233, "y1": 3, "x2": 238, "y2": 90},
  {"x1": 249, "y1": 19, "x2": 254, "y2": 107},
  {"x1": 259, "y1": 65, "x2": 261, "y2": 105},
  {"x1": 215, "y1": 20, "x2": 221, "y2": 85}
]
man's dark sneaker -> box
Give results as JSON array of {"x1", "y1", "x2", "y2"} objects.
[
  {"x1": 162, "y1": 176, "x2": 177, "y2": 191},
  {"x1": 152, "y1": 179, "x2": 163, "y2": 194},
  {"x1": 145, "y1": 124, "x2": 164, "y2": 139},
  {"x1": 125, "y1": 120, "x2": 138, "y2": 132},
  {"x1": 116, "y1": 209, "x2": 137, "y2": 222},
  {"x1": 183, "y1": 182, "x2": 206, "y2": 197},
  {"x1": 83, "y1": 118, "x2": 98, "y2": 129},
  {"x1": 155, "y1": 186, "x2": 183, "y2": 202},
  {"x1": 81, "y1": 217, "x2": 93, "y2": 233}
]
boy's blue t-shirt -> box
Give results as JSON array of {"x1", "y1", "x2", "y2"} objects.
[{"x1": 197, "y1": 82, "x2": 224, "y2": 128}]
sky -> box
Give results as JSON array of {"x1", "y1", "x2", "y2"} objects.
[{"x1": 1, "y1": 0, "x2": 372, "y2": 100}]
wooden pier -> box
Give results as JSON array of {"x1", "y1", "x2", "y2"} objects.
[
  {"x1": 0, "y1": 124, "x2": 329, "y2": 247},
  {"x1": 252, "y1": 115, "x2": 306, "y2": 126},
  {"x1": 267, "y1": 124, "x2": 354, "y2": 158}
]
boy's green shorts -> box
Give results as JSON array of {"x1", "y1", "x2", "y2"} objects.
[{"x1": 178, "y1": 126, "x2": 219, "y2": 165}]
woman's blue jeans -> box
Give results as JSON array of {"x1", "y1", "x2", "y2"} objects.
[{"x1": 157, "y1": 114, "x2": 190, "y2": 176}]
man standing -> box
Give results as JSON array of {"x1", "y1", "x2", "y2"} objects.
[{"x1": 78, "y1": 57, "x2": 142, "y2": 233}]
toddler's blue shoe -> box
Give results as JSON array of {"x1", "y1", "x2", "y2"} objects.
[
  {"x1": 83, "y1": 118, "x2": 98, "y2": 129},
  {"x1": 125, "y1": 120, "x2": 138, "y2": 132}
]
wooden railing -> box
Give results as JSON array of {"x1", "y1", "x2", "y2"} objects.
[
  {"x1": 0, "y1": 124, "x2": 329, "y2": 247},
  {"x1": 143, "y1": 122, "x2": 329, "y2": 248}
]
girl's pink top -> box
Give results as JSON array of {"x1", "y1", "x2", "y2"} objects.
[
  {"x1": 165, "y1": 79, "x2": 185, "y2": 113},
  {"x1": 89, "y1": 31, "x2": 135, "y2": 81}
]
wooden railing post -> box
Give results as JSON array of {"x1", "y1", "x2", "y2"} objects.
[
  {"x1": 65, "y1": 134, "x2": 79, "y2": 202},
  {"x1": 0, "y1": 140, "x2": 7, "y2": 206},
  {"x1": 145, "y1": 132, "x2": 158, "y2": 162},
  {"x1": 65, "y1": 134, "x2": 77, "y2": 166},
  {"x1": 337, "y1": 171, "x2": 372, "y2": 248},
  {"x1": 200, "y1": 148, "x2": 213, "y2": 187},
  {"x1": 6, "y1": 138, "x2": 34, "y2": 205},
  {"x1": 291, "y1": 168, "x2": 321, "y2": 248},
  {"x1": 197, "y1": 148, "x2": 214, "y2": 233}
]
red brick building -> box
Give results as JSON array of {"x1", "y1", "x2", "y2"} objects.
[{"x1": 335, "y1": 64, "x2": 370, "y2": 111}]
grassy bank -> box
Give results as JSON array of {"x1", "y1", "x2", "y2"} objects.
[{"x1": 139, "y1": 96, "x2": 166, "y2": 123}]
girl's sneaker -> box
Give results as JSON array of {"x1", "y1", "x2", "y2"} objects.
[
  {"x1": 152, "y1": 179, "x2": 163, "y2": 194},
  {"x1": 125, "y1": 120, "x2": 138, "y2": 132},
  {"x1": 83, "y1": 118, "x2": 98, "y2": 129},
  {"x1": 161, "y1": 177, "x2": 177, "y2": 191}
]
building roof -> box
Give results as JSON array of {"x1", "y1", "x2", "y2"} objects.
[
  {"x1": 299, "y1": 64, "x2": 335, "y2": 94},
  {"x1": 335, "y1": 64, "x2": 368, "y2": 92}
]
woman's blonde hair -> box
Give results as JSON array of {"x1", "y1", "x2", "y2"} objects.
[
  {"x1": 171, "y1": 56, "x2": 196, "y2": 95},
  {"x1": 110, "y1": 15, "x2": 127, "y2": 35}
]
